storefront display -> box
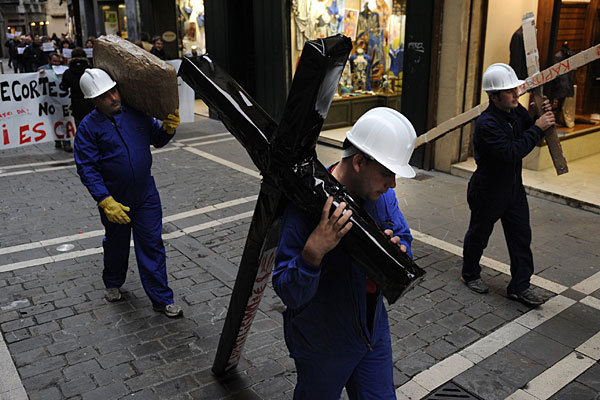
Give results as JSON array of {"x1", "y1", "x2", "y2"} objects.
[
  {"x1": 177, "y1": 0, "x2": 205, "y2": 56},
  {"x1": 292, "y1": 0, "x2": 406, "y2": 113},
  {"x1": 291, "y1": 0, "x2": 407, "y2": 128}
]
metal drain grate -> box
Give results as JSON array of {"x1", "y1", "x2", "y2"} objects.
[{"x1": 424, "y1": 382, "x2": 483, "y2": 399}]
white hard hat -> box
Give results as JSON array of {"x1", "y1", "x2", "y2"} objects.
[
  {"x1": 79, "y1": 68, "x2": 116, "y2": 99},
  {"x1": 346, "y1": 107, "x2": 417, "y2": 178},
  {"x1": 482, "y1": 63, "x2": 524, "y2": 91}
]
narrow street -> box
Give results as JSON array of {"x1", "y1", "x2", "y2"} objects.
[{"x1": 1, "y1": 114, "x2": 599, "y2": 400}]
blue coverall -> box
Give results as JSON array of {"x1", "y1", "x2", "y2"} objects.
[
  {"x1": 74, "y1": 105, "x2": 176, "y2": 307},
  {"x1": 273, "y1": 187, "x2": 412, "y2": 400},
  {"x1": 462, "y1": 101, "x2": 543, "y2": 295}
]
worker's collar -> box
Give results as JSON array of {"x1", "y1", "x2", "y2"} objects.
[{"x1": 488, "y1": 100, "x2": 519, "y2": 121}]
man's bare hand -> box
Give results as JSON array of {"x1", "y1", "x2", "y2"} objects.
[
  {"x1": 535, "y1": 111, "x2": 556, "y2": 131},
  {"x1": 384, "y1": 229, "x2": 407, "y2": 253},
  {"x1": 302, "y1": 197, "x2": 353, "y2": 266}
]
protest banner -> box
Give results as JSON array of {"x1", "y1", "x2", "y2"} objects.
[{"x1": 0, "y1": 71, "x2": 75, "y2": 150}]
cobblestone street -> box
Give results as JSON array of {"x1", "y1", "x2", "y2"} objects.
[{"x1": 1, "y1": 116, "x2": 600, "y2": 400}]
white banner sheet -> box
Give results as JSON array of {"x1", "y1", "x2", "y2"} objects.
[{"x1": 1, "y1": 71, "x2": 76, "y2": 150}]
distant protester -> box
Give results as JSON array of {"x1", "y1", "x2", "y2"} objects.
[{"x1": 150, "y1": 36, "x2": 167, "y2": 60}]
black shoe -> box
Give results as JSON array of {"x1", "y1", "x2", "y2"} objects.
[
  {"x1": 55, "y1": 140, "x2": 62, "y2": 149},
  {"x1": 63, "y1": 144, "x2": 73, "y2": 152},
  {"x1": 508, "y1": 288, "x2": 544, "y2": 307},
  {"x1": 461, "y1": 276, "x2": 489, "y2": 294}
]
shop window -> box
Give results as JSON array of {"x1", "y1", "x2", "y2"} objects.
[
  {"x1": 291, "y1": 0, "x2": 407, "y2": 100},
  {"x1": 540, "y1": 0, "x2": 600, "y2": 136},
  {"x1": 177, "y1": 0, "x2": 205, "y2": 56},
  {"x1": 99, "y1": 2, "x2": 127, "y2": 38}
]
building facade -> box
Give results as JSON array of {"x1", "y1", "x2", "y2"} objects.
[
  {"x1": 54, "y1": 0, "x2": 600, "y2": 173},
  {"x1": 1, "y1": 0, "x2": 48, "y2": 57}
]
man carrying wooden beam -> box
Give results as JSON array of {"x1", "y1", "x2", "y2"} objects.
[{"x1": 460, "y1": 63, "x2": 555, "y2": 307}]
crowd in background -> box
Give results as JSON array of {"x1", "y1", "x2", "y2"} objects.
[
  {"x1": 3, "y1": 33, "x2": 95, "y2": 73},
  {"x1": 4, "y1": 31, "x2": 171, "y2": 74}
]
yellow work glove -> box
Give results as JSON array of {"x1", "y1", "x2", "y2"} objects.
[
  {"x1": 98, "y1": 196, "x2": 131, "y2": 224},
  {"x1": 162, "y1": 109, "x2": 180, "y2": 134}
]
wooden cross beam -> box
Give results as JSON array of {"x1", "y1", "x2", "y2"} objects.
[
  {"x1": 178, "y1": 35, "x2": 425, "y2": 376},
  {"x1": 522, "y1": 12, "x2": 568, "y2": 175},
  {"x1": 415, "y1": 40, "x2": 600, "y2": 174}
]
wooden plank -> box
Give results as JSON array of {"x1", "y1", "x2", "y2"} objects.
[
  {"x1": 415, "y1": 42, "x2": 600, "y2": 152},
  {"x1": 522, "y1": 12, "x2": 568, "y2": 175}
]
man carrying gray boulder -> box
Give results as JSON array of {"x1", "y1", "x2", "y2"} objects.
[{"x1": 74, "y1": 68, "x2": 183, "y2": 317}]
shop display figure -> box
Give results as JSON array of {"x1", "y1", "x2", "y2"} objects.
[
  {"x1": 339, "y1": 73, "x2": 354, "y2": 95},
  {"x1": 350, "y1": 48, "x2": 371, "y2": 91},
  {"x1": 382, "y1": 74, "x2": 393, "y2": 93}
]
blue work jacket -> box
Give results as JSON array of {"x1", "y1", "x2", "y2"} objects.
[
  {"x1": 74, "y1": 105, "x2": 174, "y2": 204},
  {"x1": 273, "y1": 188, "x2": 412, "y2": 358},
  {"x1": 470, "y1": 102, "x2": 543, "y2": 196}
]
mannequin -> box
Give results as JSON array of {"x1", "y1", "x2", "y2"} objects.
[{"x1": 350, "y1": 48, "x2": 372, "y2": 91}]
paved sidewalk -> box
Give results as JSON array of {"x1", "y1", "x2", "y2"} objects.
[{"x1": 1, "y1": 115, "x2": 600, "y2": 399}]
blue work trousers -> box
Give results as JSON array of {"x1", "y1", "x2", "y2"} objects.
[
  {"x1": 292, "y1": 332, "x2": 396, "y2": 400},
  {"x1": 99, "y1": 186, "x2": 173, "y2": 307},
  {"x1": 462, "y1": 184, "x2": 534, "y2": 294}
]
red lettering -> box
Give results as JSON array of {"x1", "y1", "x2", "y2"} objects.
[
  {"x1": 2, "y1": 126, "x2": 9, "y2": 145},
  {"x1": 65, "y1": 121, "x2": 75, "y2": 138},
  {"x1": 32, "y1": 122, "x2": 46, "y2": 142},
  {"x1": 255, "y1": 271, "x2": 270, "y2": 284},
  {"x1": 259, "y1": 250, "x2": 275, "y2": 274},
  {"x1": 225, "y1": 261, "x2": 276, "y2": 371},
  {"x1": 19, "y1": 125, "x2": 31, "y2": 144},
  {"x1": 543, "y1": 69, "x2": 553, "y2": 83},
  {"x1": 54, "y1": 121, "x2": 64, "y2": 139},
  {"x1": 16, "y1": 109, "x2": 27, "y2": 115},
  {"x1": 253, "y1": 283, "x2": 268, "y2": 295},
  {"x1": 244, "y1": 299, "x2": 261, "y2": 314},
  {"x1": 560, "y1": 60, "x2": 570, "y2": 72}
]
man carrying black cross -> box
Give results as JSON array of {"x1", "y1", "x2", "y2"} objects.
[{"x1": 273, "y1": 107, "x2": 416, "y2": 399}]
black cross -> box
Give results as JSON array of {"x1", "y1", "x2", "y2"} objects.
[{"x1": 179, "y1": 34, "x2": 425, "y2": 375}]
